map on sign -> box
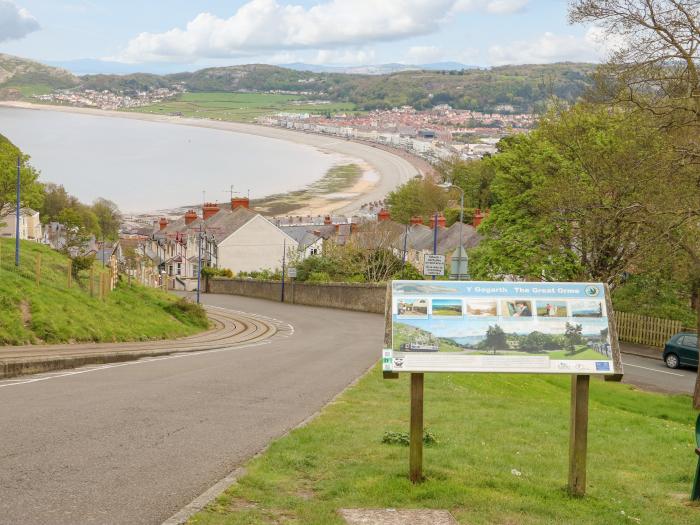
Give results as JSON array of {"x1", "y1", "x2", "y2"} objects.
[{"x1": 384, "y1": 281, "x2": 622, "y2": 375}]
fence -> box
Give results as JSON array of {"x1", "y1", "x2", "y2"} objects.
[
  {"x1": 614, "y1": 311, "x2": 688, "y2": 348},
  {"x1": 0, "y1": 240, "x2": 115, "y2": 300}
]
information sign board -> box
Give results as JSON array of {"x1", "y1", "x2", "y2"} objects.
[
  {"x1": 423, "y1": 255, "x2": 445, "y2": 276},
  {"x1": 384, "y1": 280, "x2": 621, "y2": 375},
  {"x1": 287, "y1": 267, "x2": 297, "y2": 278}
]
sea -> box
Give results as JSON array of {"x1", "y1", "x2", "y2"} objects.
[{"x1": 0, "y1": 106, "x2": 339, "y2": 213}]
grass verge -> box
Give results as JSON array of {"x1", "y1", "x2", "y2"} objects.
[
  {"x1": 0, "y1": 239, "x2": 209, "y2": 345},
  {"x1": 188, "y1": 366, "x2": 699, "y2": 525}
]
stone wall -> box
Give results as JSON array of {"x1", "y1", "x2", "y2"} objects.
[{"x1": 208, "y1": 278, "x2": 387, "y2": 314}]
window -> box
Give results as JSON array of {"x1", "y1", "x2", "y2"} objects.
[
  {"x1": 176, "y1": 263, "x2": 182, "y2": 276},
  {"x1": 168, "y1": 265, "x2": 173, "y2": 276},
  {"x1": 310, "y1": 247, "x2": 319, "y2": 256},
  {"x1": 680, "y1": 335, "x2": 698, "y2": 348}
]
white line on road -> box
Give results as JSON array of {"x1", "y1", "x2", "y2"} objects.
[
  {"x1": 0, "y1": 340, "x2": 273, "y2": 390},
  {"x1": 622, "y1": 362, "x2": 685, "y2": 377}
]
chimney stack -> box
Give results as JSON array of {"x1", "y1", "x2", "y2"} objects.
[
  {"x1": 410, "y1": 216, "x2": 424, "y2": 225},
  {"x1": 377, "y1": 209, "x2": 391, "y2": 222},
  {"x1": 473, "y1": 208, "x2": 485, "y2": 228},
  {"x1": 324, "y1": 215, "x2": 332, "y2": 225},
  {"x1": 429, "y1": 213, "x2": 447, "y2": 229},
  {"x1": 203, "y1": 202, "x2": 220, "y2": 221},
  {"x1": 184, "y1": 210, "x2": 198, "y2": 226},
  {"x1": 158, "y1": 217, "x2": 168, "y2": 231},
  {"x1": 231, "y1": 197, "x2": 250, "y2": 210}
]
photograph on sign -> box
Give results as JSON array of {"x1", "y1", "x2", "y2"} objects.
[{"x1": 384, "y1": 281, "x2": 621, "y2": 375}]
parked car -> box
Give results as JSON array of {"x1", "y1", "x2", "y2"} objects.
[{"x1": 663, "y1": 332, "x2": 698, "y2": 369}]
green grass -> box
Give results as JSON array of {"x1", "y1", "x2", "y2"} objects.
[
  {"x1": 0, "y1": 238, "x2": 209, "y2": 345},
  {"x1": 189, "y1": 366, "x2": 700, "y2": 525},
  {"x1": 131, "y1": 92, "x2": 359, "y2": 123}
]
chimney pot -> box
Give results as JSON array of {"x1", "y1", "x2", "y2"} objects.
[
  {"x1": 158, "y1": 217, "x2": 168, "y2": 231},
  {"x1": 203, "y1": 202, "x2": 220, "y2": 221},
  {"x1": 410, "y1": 216, "x2": 423, "y2": 225},
  {"x1": 231, "y1": 197, "x2": 250, "y2": 210},
  {"x1": 184, "y1": 210, "x2": 198, "y2": 226},
  {"x1": 324, "y1": 215, "x2": 332, "y2": 225},
  {"x1": 377, "y1": 209, "x2": 391, "y2": 222},
  {"x1": 473, "y1": 208, "x2": 485, "y2": 228}
]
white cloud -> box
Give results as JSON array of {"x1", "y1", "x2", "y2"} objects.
[
  {"x1": 115, "y1": 0, "x2": 526, "y2": 63},
  {"x1": 0, "y1": 1, "x2": 39, "y2": 43},
  {"x1": 454, "y1": 0, "x2": 529, "y2": 15},
  {"x1": 488, "y1": 27, "x2": 622, "y2": 65},
  {"x1": 405, "y1": 46, "x2": 444, "y2": 64}
]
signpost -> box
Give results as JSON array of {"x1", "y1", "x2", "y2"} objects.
[
  {"x1": 422, "y1": 254, "x2": 445, "y2": 277},
  {"x1": 287, "y1": 267, "x2": 297, "y2": 279},
  {"x1": 383, "y1": 280, "x2": 623, "y2": 494}
]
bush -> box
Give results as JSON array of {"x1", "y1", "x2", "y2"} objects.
[
  {"x1": 393, "y1": 263, "x2": 423, "y2": 281},
  {"x1": 165, "y1": 298, "x2": 210, "y2": 328},
  {"x1": 381, "y1": 429, "x2": 438, "y2": 446},
  {"x1": 201, "y1": 267, "x2": 233, "y2": 278},
  {"x1": 70, "y1": 254, "x2": 95, "y2": 278},
  {"x1": 306, "y1": 271, "x2": 332, "y2": 283}
]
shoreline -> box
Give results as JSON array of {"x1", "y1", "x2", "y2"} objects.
[{"x1": 0, "y1": 101, "x2": 428, "y2": 216}]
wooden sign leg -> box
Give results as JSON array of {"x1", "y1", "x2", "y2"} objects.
[
  {"x1": 410, "y1": 372, "x2": 424, "y2": 484},
  {"x1": 568, "y1": 374, "x2": 590, "y2": 497}
]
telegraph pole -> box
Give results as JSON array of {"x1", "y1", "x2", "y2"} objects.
[
  {"x1": 196, "y1": 223, "x2": 202, "y2": 304},
  {"x1": 15, "y1": 156, "x2": 20, "y2": 267},
  {"x1": 280, "y1": 238, "x2": 286, "y2": 302}
]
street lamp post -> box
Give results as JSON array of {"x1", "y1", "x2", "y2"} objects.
[{"x1": 438, "y1": 182, "x2": 468, "y2": 280}]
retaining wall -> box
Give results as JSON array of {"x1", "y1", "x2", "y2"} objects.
[{"x1": 208, "y1": 278, "x2": 387, "y2": 314}]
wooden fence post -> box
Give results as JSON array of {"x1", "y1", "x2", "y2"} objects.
[
  {"x1": 568, "y1": 374, "x2": 590, "y2": 497},
  {"x1": 89, "y1": 266, "x2": 95, "y2": 297},
  {"x1": 67, "y1": 259, "x2": 72, "y2": 288},
  {"x1": 409, "y1": 372, "x2": 424, "y2": 484}
]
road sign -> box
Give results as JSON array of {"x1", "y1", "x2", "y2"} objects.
[
  {"x1": 287, "y1": 267, "x2": 297, "y2": 278},
  {"x1": 422, "y1": 254, "x2": 445, "y2": 276}
]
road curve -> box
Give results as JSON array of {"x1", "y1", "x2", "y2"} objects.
[
  {"x1": 0, "y1": 294, "x2": 383, "y2": 525},
  {"x1": 0, "y1": 307, "x2": 280, "y2": 379}
]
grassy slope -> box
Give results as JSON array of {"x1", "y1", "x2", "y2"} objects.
[
  {"x1": 131, "y1": 92, "x2": 358, "y2": 123},
  {"x1": 190, "y1": 367, "x2": 699, "y2": 525},
  {"x1": 0, "y1": 239, "x2": 208, "y2": 345}
]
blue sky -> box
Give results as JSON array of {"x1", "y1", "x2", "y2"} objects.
[{"x1": 0, "y1": 1, "x2": 610, "y2": 71}]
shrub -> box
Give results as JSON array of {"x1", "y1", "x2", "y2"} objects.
[{"x1": 165, "y1": 298, "x2": 210, "y2": 328}]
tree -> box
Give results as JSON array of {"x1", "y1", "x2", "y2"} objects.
[
  {"x1": 470, "y1": 103, "x2": 682, "y2": 287},
  {"x1": 569, "y1": 0, "x2": 700, "y2": 410},
  {"x1": 92, "y1": 198, "x2": 122, "y2": 240},
  {"x1": 386, "y1": 178, "x2": 449, "y2": 224},
  {"x1": 439, "y1": 157, "x2": 496, "y2": 210},
  {"x1": 565, "y1": 322, "x2": 584, "y2": 354},
  {"x1": 58, "y1": 206, "x2": 100, "y2": 255},
  {"x1": 484, "y1": 324, "x2": 507, "y2": 355},
  {"x1": 40, "y1": 183, "x2": 77, "y2": 224},
  {"x1": 0, "y1": 134, "x2": 44, "y2": 217}
]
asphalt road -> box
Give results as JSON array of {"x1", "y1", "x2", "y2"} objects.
[
  {"x1": 0, "y1": 295, "x2": 383, "y2": 525},
  {"x1": 1, "y1": 295, "x2": 695, "y2": 525},
  {"x1": 620, "y1": 353, "x2": 697, "y2": 395}
]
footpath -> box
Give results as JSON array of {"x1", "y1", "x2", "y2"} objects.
[
  {"x1": 0, "y1": 307, "x2": 277, "y2": 379},
  {"x1": 619, "y1": 341, "x2": 663, "y2": 360}
]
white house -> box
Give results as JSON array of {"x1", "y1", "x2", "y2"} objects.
[
  {"x1": 209, "y1": 206, "x2": 299, "y2": 274},
  {"x1": 0, "y1": 207, "x2": 42, "y2": 241}
]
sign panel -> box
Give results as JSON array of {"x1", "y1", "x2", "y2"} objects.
[
  {"x1": 287, "y1": 267, "x2": 297, "y2": 278},
  {"x1": 423, "y1": 254, "x2": 445, "y2": 276},
  {"x1": 385, "y1": 280, "x2": 621, "y2": 375}
]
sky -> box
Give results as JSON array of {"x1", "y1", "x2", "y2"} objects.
[{"x1": 0, "y1": 0, "x2": 611, "y2": 71}]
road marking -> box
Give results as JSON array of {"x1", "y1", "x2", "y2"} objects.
[
  {"x1": 0, "y1": 340, "x2": 274, "y2": 390},
  {"x1": 622, "y1": 362, "x2": 685, "y2": 377}
]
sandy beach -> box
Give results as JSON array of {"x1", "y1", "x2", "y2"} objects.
[{"x1": 0, "y1": 101, "x2": 426, "y2": 216}]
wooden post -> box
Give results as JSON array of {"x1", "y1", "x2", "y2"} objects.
[
  {"x1": 409, "y1": 372, "x2": 424, "y2": 483},
  {"x1": 99, "y1": 273, "x2": 105, "y2": 300},
  {"x1": 568, "y1": 374, "x2": 590, "y2": 497},
  {"x1": 35, "y1": 253, "x2": 41, "y2": 286},
  {"x1": 89, "y1": 266, "x2": 95, "y2": 297},
  {"x1": 67, "y1": 259, "x2": 72, "y2": 288}
]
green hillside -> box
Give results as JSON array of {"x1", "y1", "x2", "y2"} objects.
[
  {"x1": 0, "y1": 238, "x2": 208, "y2": 345},
  {"x1": 0, "y1": 53, "x2": 78, "y2": 99},
  {"x1": 0, "y1": 53, "x2": 595, "y2": 113}
]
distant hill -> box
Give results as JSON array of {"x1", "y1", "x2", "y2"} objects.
[
  {"x1": 0, "y1": 54, "x2": 79, "y2": 99},
  {"x1": 0, "y1": 53, "x2": 597, "y2": 113},
  {"x1": 282, "y1": 62, "x2": 479, "y2": 75}
]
